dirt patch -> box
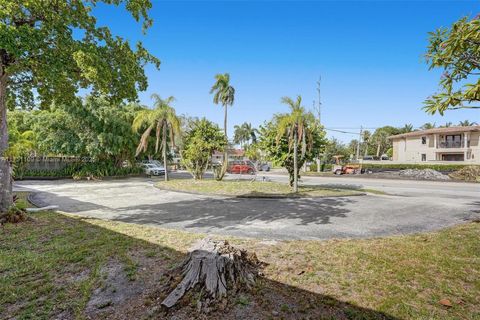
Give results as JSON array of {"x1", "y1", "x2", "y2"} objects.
[{"x1": 85, "y1": 260, "x2": 143, "y2": 316}]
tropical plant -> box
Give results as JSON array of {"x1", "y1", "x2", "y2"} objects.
[
  {"x1": 401, "y1": 124, "x2": 414, "y2": 133},
  {"x1": 0, "y1": 0, "x2": 159, "y2": 211},
  {"x1": 233, "y1": 122, "x2": 258, "y2": 148},
  {"x1": 32, "y1": 96, "x2": 141, "y2": 164},
  {"x1": 259, "y1": 107, "x2": 326, "y2": 189},
  {"x1": 441, "y1": 122, "x2": 453, "y2": 128},
  {"x1": 361, "y1": 130, "x2": 372, "y2": 157},
  {"x1": 322, "y1": 138, "x2": 351, "y2": 164},
  {"x1": 233, "y1": 124, "x2": 248, "y2": 148},
  {"x1": 370, "y1": 126, "x2": 400, "y2": 157},
  {"x1": 210, "y1": 73, "x2": 235, "y2": 180},
  {"x1": 420, "y1": 122, "x2": 436, "y2": 130},
  {"x1": 132, "y1": 94, "x2": 181, "y2": 181},
  {"x1": 276, "y1": 95, "x2": 318, "y2": 192},
  {"x1": 244, "y1": 143, "x2": 261, "y2": 161},
  {"x1": 181, "y1": 118, "x2": 227, "y2": 180},
  {"x1": 458, "y1": 120, "x2": 478, "y2": 126},
  {"x1": 424, "y1": 15, "x2": 480, "y2": 114}
]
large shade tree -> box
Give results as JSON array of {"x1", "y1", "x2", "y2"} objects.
[
  {"x1": 132, "y1": 94, "x2": 180, "y2": 181},
  {"x1": 210, "y1": 73, "x2": 235, "y2": 180},
  {"x1": 33, "y1": 96, "x2": 141, "y2": 162},
  {"x1": 424, "y1": 15, "x2": 480, "y2": 114},
  {"x1": 0, "y1": 0, "x2": 159, "y2": 211}
]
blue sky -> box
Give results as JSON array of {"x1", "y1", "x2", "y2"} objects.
[{"x1": 95, "y1": 0, "x2": 479, "y2": 142}]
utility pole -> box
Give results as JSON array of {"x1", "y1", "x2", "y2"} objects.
[
  {"x1": 356, "y1": 126, "x2": 363, "y2": 161},
  {"x1": 313, "y1": 76, "x2": 322, "y2": 125},
  {"x1": 314, "y1": 76, "x2": 322, "y2": 172}
]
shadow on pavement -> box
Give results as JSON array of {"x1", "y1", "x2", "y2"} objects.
[{"x1": 111, "y1": 196, "x2": 355, "y2": 229}]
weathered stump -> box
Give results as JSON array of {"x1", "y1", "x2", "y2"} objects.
[{"x1": 161, "y1": 238, "x2": 263, "y2": 310}]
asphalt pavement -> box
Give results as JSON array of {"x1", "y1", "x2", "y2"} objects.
[{"x1": 14, "y1": 173, "x2": 480, "y2": 240}]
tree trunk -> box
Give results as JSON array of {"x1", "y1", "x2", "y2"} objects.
[
  {"x1": 163, "y1": 121, "x2": 168, "y2": 182},
  {"x1": 0, "y1": 73, "x2": 12, "y2": 212},
  {"x1": 215, "y1": 105, "x2": 228, "y2": 181},
  {"x1": 376, "y1": 143, "x2": 381, "y2": 157},
  {"x1": 293, "y1": 128, "x2": 298, "y2": 193},
  {"x1": 161, "y1": 238, "x2": 263, "y2": 311}
]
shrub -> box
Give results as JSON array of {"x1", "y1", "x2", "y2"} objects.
[{"x1": 13, "y1": 161, "x2": 143, "y2": 180}]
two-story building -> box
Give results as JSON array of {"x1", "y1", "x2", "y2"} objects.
[{"x1": 389, "y1": 126, "x2": 480, "y2": 163}]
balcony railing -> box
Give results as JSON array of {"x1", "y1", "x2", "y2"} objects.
[{"x1": 438, "y1": 141, "x2": 464, "y2": 148}]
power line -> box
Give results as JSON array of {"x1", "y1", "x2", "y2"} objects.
[{"x1": 324, "y1": 128, "x2": 360, "y2": 135}]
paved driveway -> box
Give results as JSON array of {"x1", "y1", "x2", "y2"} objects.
[{"x1": 15, "y1": 176, "x2": 480, "y2": 240}]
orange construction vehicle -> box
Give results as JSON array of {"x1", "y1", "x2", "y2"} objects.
[{"x1": 332, "y1": 155, "x2": 362, "y2": 175}]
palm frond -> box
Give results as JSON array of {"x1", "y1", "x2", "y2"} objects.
[{"x1": 135, "y1": 124, "x2": 154, "y2": 156}]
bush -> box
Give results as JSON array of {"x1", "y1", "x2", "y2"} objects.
[
  {"x1": 309, "y1": 163, "x2": 317, "y2": 172},
  {"x1": 13, "y1": 161, "x2": 143, "y2": 180}
]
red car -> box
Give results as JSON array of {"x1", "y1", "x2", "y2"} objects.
[{"x1": 227, "y1": 160, "x2": 256, "y2": 175}]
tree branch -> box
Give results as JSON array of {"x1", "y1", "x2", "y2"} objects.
[{"x1": 450, "y1": 105, "x2": 480, "y2": 110}]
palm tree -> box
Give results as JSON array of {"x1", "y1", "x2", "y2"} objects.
[
  {"x1": 441, "y1": 122, "x2": 452, "y2": 127},
  {"x1": 132, "y1": 94, "x2": 181, "y2": 181},
  {"x1": 233, "y1": 122, "x2": 258, "y2": 148},
  {"x1": 373, "y1": 131, "x2": 389, "y2": 157},
  {"x1": 242, "y1": 122, "x2": 258, "y2": 145},
  {"x1": 210, "y1": 73, "x2": 235, "y2": 137},
  {"x1": 210, "y1": 73, "x2": 235, "y2": 180},
  {"x1": 420, "y1": 122, "x2": 436, "y2": 130},
  {"x1": 458, "y1": 120, "x2": 478, "y2": 126},
  {"x1": 362, "y1": 130, "x2": 371, "y2": 157},
  {"x1": 401, "y1": 124, "x2": 414, "y2": 133},
  {"x1": 233, "y1": 124, "x2": 247, "y2": 148},
  {"x1": 276, "y1": 95, "x2": 314, "y2": 192}
]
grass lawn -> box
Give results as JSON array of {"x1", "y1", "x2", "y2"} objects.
[
  {"x1": 156, "y1": 179, "x2": 366, "y2": 197},
  {"x1": 1, "y1": 207, "x2": 479, "y2": 319}
]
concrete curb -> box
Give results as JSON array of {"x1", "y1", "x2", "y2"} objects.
[{"x1": 27, "y1": 192, "x2": 47, "y2": 208}]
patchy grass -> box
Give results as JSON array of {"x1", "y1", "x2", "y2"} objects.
[
  {"x1": 1, "y1": 210, "x2": 478, "y2": 319},
  {"x1": 12, "y1": 191, "x2": 30, "y2": 208},
  {"x1": 156, "y1": 179, "x2": 363, "y2": 197}
]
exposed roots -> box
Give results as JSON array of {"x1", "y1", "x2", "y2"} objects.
[{"x1": 0, "y1": 206, "x2": 29, "y2": 225}]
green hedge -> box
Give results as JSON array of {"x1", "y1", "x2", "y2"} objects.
[
  {"x1": 13, "y1": 161, "x2": 144, "y2": 180},
  {"x1": 309, "y1": 163, "x2": 333, "y2": 172}
]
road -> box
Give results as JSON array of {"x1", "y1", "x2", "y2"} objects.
[
  {"x1": 260, "y1": 172, "x2": 480, "y2": 199},
  {"x1": 14, "y1": 173, "x2": 480, "y2": 240}
]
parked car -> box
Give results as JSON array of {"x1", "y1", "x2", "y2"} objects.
[
  {"x1": 362, "y1": 156, "x2": 374, "y2": 160},
  {"x1": 227, "y1": 160, "x2": 256, "y2": 175},
  {"x1": 141, "y1": 163, "x2": 165, "y2": 176},
  {"x1": 256, "y1": 162, "x2": 270, "y2": 172}
]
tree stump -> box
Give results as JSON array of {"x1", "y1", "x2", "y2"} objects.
[{"x1": 161, "y1": 238, "x2": 263, "y2": 310}]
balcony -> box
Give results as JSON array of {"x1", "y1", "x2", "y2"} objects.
[{"x1": 438, "y1": 141, "x2": 464, "y2": 148}]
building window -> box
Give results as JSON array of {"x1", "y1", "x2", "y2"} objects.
[
  {"x1": 421, "y1": 154, "x2": 426, "y2": 161},
  {"x1": 421, "y1": 136, "x2": 426, "y2": 145}
]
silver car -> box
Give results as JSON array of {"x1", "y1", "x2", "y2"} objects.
[{"x1": 142, "y1": 163, "x2": 165, "y2": 176}]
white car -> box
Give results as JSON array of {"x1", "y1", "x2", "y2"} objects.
[{"x1": 141, "y1": 163, "x2": 165, "y2": 176}]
